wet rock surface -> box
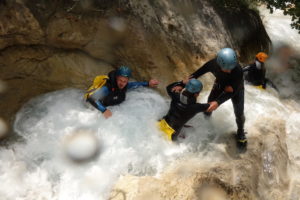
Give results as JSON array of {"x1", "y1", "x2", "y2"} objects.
[{"x1": 0, "y1": 1, "x2": 270, "y2": 138}]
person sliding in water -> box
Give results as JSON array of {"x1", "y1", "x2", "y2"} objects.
[
  {"x1": 187, "y1": 48, "x2": 247, "y2": 149},
  {"x1": 243, "y1": 52, "x2": 278, "y2": 91},
  {"x1": 85, "y1": 66, "x2": 159, "y2": 119},
  {"x1": 158, "y1": 79, "x2": 210, "y2": 141}
]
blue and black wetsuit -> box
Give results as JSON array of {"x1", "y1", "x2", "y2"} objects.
[
  {"x1": 243, "y1": 59, "x2": 267, "y2": 88},
  {"x1": 163, "y1": 81, "x2": 209, "y2": 140},
  {"x1": 87, "y1": 70, "x2": 148, "y2": 113},
  {"x1": 190, "y1": 58, "x2": 245, "y2": 136}
]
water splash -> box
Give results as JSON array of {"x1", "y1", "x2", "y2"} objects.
[{"x1": 0, "y1": 81, "x2": 298, "y2": 199}]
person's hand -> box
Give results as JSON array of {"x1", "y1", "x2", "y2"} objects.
[
  {"x1": 182, "y1": 76, "x2": 190, "y2": 84},
  {"x1": 224, "y1": 86, "x2": 233, "y2": 93},
  {"x1": 149, "y1": 79, "x2": 159, "y2": 88},
  {"x1": 172, "y1": 86, "x2": 183, "y2": 93},
  {"x1": 207, "y1": 101, "x2": 219, "y2": 112},
  {"x1": 103, "y1": 109, "x2": 112, "y2": 119}
]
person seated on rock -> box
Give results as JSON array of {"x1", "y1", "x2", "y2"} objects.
[
  {"x1": 243, "y1": 52, "x2": 275, "y2": 90},
  {"x1": 158, "y1": 79, "x2": 210, "y2": 141},
  {"x1": 85, "y1": 66, "x2": 159, "y2": 119}
]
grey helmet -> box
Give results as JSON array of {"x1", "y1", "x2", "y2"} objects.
[
  {"x1": 216, "y1": 48, "x2": 237, "y2": 70},
  {"x1": 116, "y1": 66, "x2": 132, "y2": 78},
  {"x1": 185, "y1": 79, "x2": 203, "y2": 93}
]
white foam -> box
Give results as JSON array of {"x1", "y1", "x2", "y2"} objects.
[{"x1": 1, "y1": 7, "x2": 300, "y2": 199}]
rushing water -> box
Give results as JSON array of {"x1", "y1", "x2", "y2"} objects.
[
  {"x1": 0, "y1": 6, "x2": 300, "y2": 200},
  {"x1": 260, "y1": 7, "x2": 300, "y2": 100}
]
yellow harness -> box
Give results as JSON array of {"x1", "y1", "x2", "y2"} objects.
[
  {"x1": 158, "y1": 119, "x2": 175, "y2": 141},
  {"x1": 84, "y1": 75, "x2": 109, "y2": 99}
]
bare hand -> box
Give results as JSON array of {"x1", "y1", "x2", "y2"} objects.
[
  {"x1": 207, "y1": 101, "x2": 219, "y2": 112},
  {"x1": 172, "y1": 86, "x2": 183, "y2": 93},
  {"x1": 149, "y1": 79, "x2": 159, "y2": 88},
  {"x1": 224, "y1": 86, "x2": 233, "y2": 93},
  {"x1": 103, "y1": 109, "x2": 112, "y2": 119},
  {"x1": 182, "y1": 77, "x2": 190, "y2": 84}
]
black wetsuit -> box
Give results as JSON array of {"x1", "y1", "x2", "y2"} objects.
[
  {"x1": 163, "y1": 81, "x2": 209, "y2": 140},
  {"x1": 190, "y1": 58, "x2": 245, "y2": 135},
  {"x1": 243, "y1": 60, "x2": 267, "y2": 88}
]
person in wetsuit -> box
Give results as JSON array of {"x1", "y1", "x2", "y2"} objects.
[
  {"x1": 159, "y1": 79, "x2": 209, "y2": 141},
  {"x1": 243, "y1": 52, "x2": 269, "y2": 89},
  {"x1": 189, "y1": 48, "x2": 247, "y2": 148},
  {"x1": 85, "y1": 66, "x2": 159, "y2": 119}
]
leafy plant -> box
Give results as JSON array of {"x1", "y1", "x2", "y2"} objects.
[
  {"x1": 211, "y1": 0, "x2": 300, "y2": 33},
  {"x1": 261, "y1": 0, "x2": 300, "y2": 33}
]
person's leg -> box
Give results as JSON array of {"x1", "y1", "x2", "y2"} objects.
[
  {"x1": 171, "y1": 131, "x2": 179, "y2": 141},
  {"x1": 232, "y1": 88, "x2": 247, "y2": 142}
]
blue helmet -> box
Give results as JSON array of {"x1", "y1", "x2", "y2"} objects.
[
  {"x1": 216, "y1": 48, "x2": 237, "y2": 70},
  {"x1": 185, "y1": 79, "x2": 203, "y2": 93},
  {"x1": 116, "y1": 66, "x2": 132, "y2": 78}
]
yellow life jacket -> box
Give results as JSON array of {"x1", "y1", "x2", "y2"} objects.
[
  {"x1": 254, "y1": 85, "x2": 265, "y2": 90},
  {"x1": 158, "y1": 119, "x2": 175, "y2": 141},
  {"x1": 84, "y1": 75, "x2": 109, "y2": 99}
]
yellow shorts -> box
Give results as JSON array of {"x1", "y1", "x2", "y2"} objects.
[
  {"x1": 254, "y1": 85, "x2": 264, "y2": 90},
  {"x1": 158, "y1": 119, "x2": 175, "y2": 141}
]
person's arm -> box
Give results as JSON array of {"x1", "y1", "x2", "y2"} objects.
[
  {"x1": 95, "y1": 101, "x2": 107, "y2": 112},
  {"x1": 190, "y1": 59, "x2": 214, "y2": 79},
  {"x1": 127, "y1": 79, "x2": 159, "y2": 89},
  {"x1": 166, "y1": 81, "x2": 185, "y2": 98},
  {"x1": 242, "y1": 65, "x2": 251, "y2": 72},
  {"x1": 87, "y1": 86, "x2": 112, "y2": 118},
  {"x1": 262, "y1": 68, "x2": 267, "y2": 89},
  {"x1": 193, "y1": 103, "x2": 210, "y2": 112},
  {"x1": 216, "y1": 69, "x2": 243, "y2": 105},
  {"x1": 265, "y1": 78, "x2": 279, "y2": 92},
  {"x1": 127, "y1": 81, "x2": 149, "y2": 89}
]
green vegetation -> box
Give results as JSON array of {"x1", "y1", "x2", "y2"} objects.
[
  {"x1": 211, "y1": 0, "x2": 300, "y2": 33},
  {"x1": 262, "y1": 0, "x2": 300, "y2": 33}
]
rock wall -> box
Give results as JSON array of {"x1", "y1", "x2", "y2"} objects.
[{"x1": 0, "y1": 0, "x2": 271, "y2": 134}]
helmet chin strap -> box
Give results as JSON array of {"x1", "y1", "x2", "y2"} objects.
[{"x1": 179, "y1": 89, "x2": 188, "y2": 104}]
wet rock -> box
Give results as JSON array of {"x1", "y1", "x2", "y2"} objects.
[
  {"x1": 0, "y1": 3, "x2": 44, "y2": 49},
  {"x1": 110, "y1": 118, "x2": 290, "y2": 200},
  {"x1": 0, "y1": 0, "x2": 270, "y2": 135}
]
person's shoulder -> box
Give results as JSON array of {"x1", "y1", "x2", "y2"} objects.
[
  {"x1": 208, "y1": 58, "x2": 217, "y2": 65},
  {"x1": 234, "y1": 63, "x2": 243, "y2": 72},
  {"x1": 202, "y1": 58, "x2": 218, "y2": 69},
  {"x1": 230, "y1": 64, "x2": 243, "y2": 77}
]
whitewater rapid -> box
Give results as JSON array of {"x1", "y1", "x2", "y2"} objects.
[
  {"x1": 0, "y1": 81, "x2": 297, "y2": 200},
  {"x1": 1, "y1": 6, "x2": 300, "y2": 200}
]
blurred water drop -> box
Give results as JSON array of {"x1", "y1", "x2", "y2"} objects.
[
  {"x1": 108, "y1": 17, "x2": 126, "y2": 32},
  {"x1": 63, "y1": 129, "x2": 100, "y2": 163},
  {"x1": 0, "y1": 118, "x2": 8, "y2": 139}
]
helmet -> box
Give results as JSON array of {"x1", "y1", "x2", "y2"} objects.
[
  {"x1": 185, "y1": 79, "x2": 203, "y2": 93},
  {"x1": 116, "y1": 66, "x2": 132, "y2": 78},
  {"x1": 256, "y1": 52, "x2": 268, "y2": 63},
  {"x1": 216, "y1": 48, "x2": 237, "y2": 70}
]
